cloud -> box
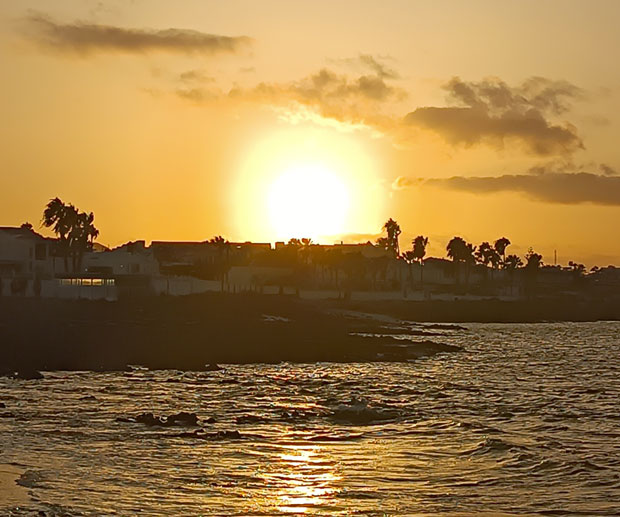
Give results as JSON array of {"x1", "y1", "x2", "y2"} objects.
[
  {"x1": 392, "y1": 176, "x2": 414, "y2": 190},
  {"x1": 233, "y1": 67, "x2": 404, "y2": 105},
  {"x1": 178, "y1": 69, "x2": 214, "y2": 84},
  {"x1": 419, "y1": 171, "x2": 620, "y2": 206},
  {"x1": 175, "y1": 64, "x2": 405, "y2": 131},
  {"x1": 600, "y1": 163, "x2": 618, "y2": 176},
  {"x1": 404, "y1": 76, "x2": 584, "y2": 156},
  {"x1": 22, "y1": 13, "x2": 252, "y2": 55}
]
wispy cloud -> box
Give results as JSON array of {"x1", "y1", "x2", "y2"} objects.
[
  {"x1": 174, "y1": 57, "x2": 405, "y2": 132},
  {"x1": 404, "y1": 77, "x2": 584, "y2": 156},
  {"x1": 22, "y1": 12, "x2": 252, "y2": 56},
  {"x1": 416, "y1": 170, "x2": 620, "y2": 206}
]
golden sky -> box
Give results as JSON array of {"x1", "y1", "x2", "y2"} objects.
[{"x1": 1, "y1": 0, "x2": 619, "y2": 266}]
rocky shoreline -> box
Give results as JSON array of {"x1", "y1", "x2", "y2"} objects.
[
  {"x1": 0, "y1": 294, "x2": 468, "y2": 372},
  {"x1": 4, "y1": 290, "x2": 612, "y2": 373},
  {"x1": 2, "y1": 290, "x2": 618, "y2": 372}
]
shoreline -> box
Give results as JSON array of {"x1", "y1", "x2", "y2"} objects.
[{"x1": 1, "y1": 293, "x2": 618, "y2": 372}]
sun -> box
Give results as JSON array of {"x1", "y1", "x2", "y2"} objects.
[
  {"x1": 231, "y1": 126, "x2": 385, "y2": 243},
  {"x1": 268, "y1": 164, "x2": 350, "y2": 240}
]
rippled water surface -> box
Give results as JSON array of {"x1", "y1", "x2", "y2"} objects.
[{"x1": 1, "y1": 322, "x2": 620, "y2": 516}]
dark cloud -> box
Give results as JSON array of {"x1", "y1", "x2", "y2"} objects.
[
  {"x1": 23, "y1": 13, "x2": 252, "y2": 55},
  {"x1": 421, "y1": 172, "x2": 620, "y2": 206},
  {"x1": 600, "y1": 163, "x2": 618, "y2": 176},
  {"x1": 404, "y1": 77, "x2": 584, "y2": 156}
]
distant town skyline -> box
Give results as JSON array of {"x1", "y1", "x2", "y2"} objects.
[{"x1": 2, "y1": 1, "x2": 620, "y2": 267}]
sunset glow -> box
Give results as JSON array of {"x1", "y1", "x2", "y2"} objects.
[
  {"x1": 268, "y1": 163, "x2": 350, "y2": 241},
  {"x1": 1, "y1": 0, "x2": 619, "y2": 263}
]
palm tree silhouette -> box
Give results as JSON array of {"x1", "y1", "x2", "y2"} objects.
[
  {"x1": 447, "y1": 237, "x2": 476, "y2": 287},
  {"x1": 209, "y1": 235, "x2": 231, "y2": 291},
  {"x1": 377, "y1": 218, "x2": 401, "y2": 258},
  {"x1": 494, "y1": 237, "x2": 511, "y2": 266},
  {"x1": 42, "y1": 198, "x2": 98, "y2": 273},
  {"x1": 524, "y1": 247, "x2": 543, "y2": 298},
  {"x1": 504, "y1": 254, "x2": 523, "y2": 295},
  {"x1": 412, "y1": 235, "x2": 429, "y2": 286},
  {"x1": 42, "y1": 197, "x2": 73, "y2": 272}
]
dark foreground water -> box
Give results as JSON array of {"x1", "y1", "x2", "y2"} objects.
[{"x1": 1, "y1": 322, "x2": 619, "y2": 516}]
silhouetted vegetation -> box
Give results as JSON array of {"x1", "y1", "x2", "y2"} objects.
[{"x1": 41, "y1": 197, "x2": 99, "y2": 272}]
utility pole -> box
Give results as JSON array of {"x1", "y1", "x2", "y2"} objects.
[{"x1": 554, "y1": 249, "x2": 557, "y2": 266}]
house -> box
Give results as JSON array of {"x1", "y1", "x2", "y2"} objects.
[{"x1": 0, "y1": 226, "x2": 70, "y2": 295}]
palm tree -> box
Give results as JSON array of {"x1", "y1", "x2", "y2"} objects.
[
  {"x1": 475, "y1": 241, "x2": 501, "y2": 282},
  {"x1": 524, "y1": 247, "x2": 543, "y2": 298},
  {"x1": 69, "y1": 211, "x2": 99, "y2": 272},
  {"x1": 494, "y1": 237, "x2": 511, "y2": 266},
  {"x1": 504, "y1": 254, "x2": 523, "y2": 295},
  {"x1": 42, "y1": 197, "x2": 73, "y2": 271},
  {"x1": 447, "y1": 237, "x2": 476, "y2": 287},
  {"x1": 209, "y1": 235, "x2": 231, "y2": 291},
  {"x1": 42, "y1": 198, "x2": 98, "y2": 273},
  {"x1": 377, "y1": 218, "x2": 401, "y2": 258},
  {"x1": 402, "y1": 250, "x2": 416, "y2": 288},
  {"x1": 411, "y1": 235, "x2": 428, "y2": 286}
]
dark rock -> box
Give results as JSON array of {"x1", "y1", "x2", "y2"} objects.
[
  {"x1": 166, "y1": 412, "x2": 199, "y2": 426},
  {"x1": 205, "y1": 417, "x2": 216, "y2": 424},
  {"x1": 236, "y1": 414, "x2": 265, "y2": 424},
  {"x1": 0, "y1": 402, "x2": 5, "y2": 408},
  {"x1": 135, "y1": 412, "x2": 165, "y2": 426},
  {"x1": 168, "y1": 429, "x2": 242, "y2": 440},
  {"x1": 9, "y1": 370, "x2": 44, "y2": 380},
  {"x1": 330, "y1": 399, "x2": 398, "y2": 424},
  {"x1": 117, "y1": 411, "x2": 200, "y2": 427},
  {"x1": 205, "y1": 363, "x2": 223, "y2": 371}
]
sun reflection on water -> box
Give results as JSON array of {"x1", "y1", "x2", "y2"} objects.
[{"x1": 265, "y1": 444, "x2": 341, "y2": 514}]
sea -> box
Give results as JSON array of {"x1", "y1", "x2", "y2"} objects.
[{"x1": 1, "y1": 321, "x2": 619, "y2": 516}]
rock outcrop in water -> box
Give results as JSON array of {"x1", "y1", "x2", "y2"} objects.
[
  {"x1": 0, "y1": 294, "x2": 465, "y2": 372},
  {"x1": 0, "y1": 369, "x2": 44, "y2": 380},
  {"x1": 330, "y1": 398, "x2": 398, "y2": 424},
  {"x1": 116, "y1": 412, "x2": 200, "y2": 427},
  {"x1": 171, "y1": 429, "x2": 242, "y2": 440}
]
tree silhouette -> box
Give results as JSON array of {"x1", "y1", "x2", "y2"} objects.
[
  {"x1": 523, "y1": 247, "x2": 543, "y2": 297},
  {"x1": 447, "y1": 237, "x2": 476, "y2": 286},
  {"x1": 377, "y1": 218, "x2": 401, "y2": 258},
  {"x1": 42, "y1": 198, "x2": 98, "y2": 273},
  {"x1": 568, "y1": 260, "x2": 586, "y2": 282},
  {"x1": 494, "y1": 237, "x2": 511, "y2": 266},
  {"x1": 411, "y1": 235, "x2": 429, "y2": 285},
  {"x1": 524, "y1": 248, "x2": 543, "y2": 270},
  {"x1": 209, "y1": 235, "x2": 231, "y2": 291},
  {"x1": 504, "y1": 254, "x2": 523, "y2": 295}
]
